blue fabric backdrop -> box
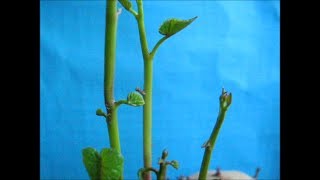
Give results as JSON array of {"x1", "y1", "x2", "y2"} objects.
[{"x1": 40, "y1": 1, "x2": 280, "y2": 179}]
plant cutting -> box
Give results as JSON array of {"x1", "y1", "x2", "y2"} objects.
[{"x1": 82, "y1": 0, "x2": 260, "y2": 180}]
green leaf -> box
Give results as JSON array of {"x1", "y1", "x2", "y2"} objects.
[
  {"x1": 96, "y1": 108, "x2": 106, "y2": 117},
  {"x1": 170, "y1": 160, "x2": 179, "y2": 170},
  {"x1": 119, "y1": 0, "x2": 132, "y2": 11},
  {"x1": 100, "y1": 148, "x2": 124, "y2": 180},
  {"x1": 127, "y1": 92, "x2": 145, "y2": 106},
  {"x1": 82, "y1": 147, "x2": 101, "y2": 180},
  {"x1": 159, "y1": 16, "x2": 197, "y2": 37}
]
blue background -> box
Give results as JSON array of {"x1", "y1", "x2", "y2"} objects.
[{"x1": 40, "y1": 1, "x2": 280, "y2": 179}]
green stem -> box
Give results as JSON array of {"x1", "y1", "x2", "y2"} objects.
[
  {"x1": 142, "y1": 167, "x2": 159, "y2": 177},
  {"x1": 135, "y1": 1, "x2": 153, "y2": 179},
  {"x1": 150, "y1": 37, "x2": 168, "y2": 59},
  {"x1": 198, "y1": 109, "x2": 227, "y2": 180},
  {"x1": 104, "y1": 0, "x2": 121, "y2": 153},
  {"x1": 143, "y1": 59, "x2": 153, "y2": 180},
  {"x1": 136, "y1": 0, "x2": 150, "y2": 61},
  {"x1": 106, "y1": 107, "x2": 121, "y2": 152},
  {"x1": 128, "y1": 8, "x2": 138, "y2": 18},
  {"x1": 115, "y1": 99, "x2": 128, "y2": 107},
  {"x1": 157, "y1": 163, "x2": 167, "y2": 180}
]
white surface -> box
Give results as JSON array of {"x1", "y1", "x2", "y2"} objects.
[{"x1": 187, "y1": 170, "x2": 255, "y2": 180}]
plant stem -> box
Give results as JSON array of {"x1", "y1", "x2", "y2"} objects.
[
  {"x1": 150, "y1": 37, "x2": 168, "y2": 59},
  {"x1": 134, "y1": 1, "x2": 170, "y2": 179},
  {"x1": 136, "y1": 0, "x2": 150, "y2": 61},
  {"x1": 135, "y1": 1, "x2": 153, "y2": 180},
  {"x1": 198, "y1": 109, "x2": 227, "y2": 180},
  {"x1": 115, "y1": 99, "x2": 128, "y2": 107},
  {"x1": 104, "y1": 0, "x2": 121, "y2": 153},
  {"x1": 143, "y1": 59, "x2": 153, "y2": 176},
  {"x1": 157, "y1": 163, "x2": 167, "y2": 180},
  {"x1": 106, "y1": 107, "x2": 121, "y2": 152},
  {"x1": 141, "y1": 167, "x2": 159, "y2": 177}
]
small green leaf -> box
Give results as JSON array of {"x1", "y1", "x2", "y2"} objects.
[
  {"x1": 82, "y1": 147, "x2": 101, "y2": 180},
  {"x1": 170, "y1": 160, "x2": 179, "y2": 170},
  {"x1": 127, "y1": 92, "x2": 145, "y2": 106},
  {"x1": 119, "y1": 0, "x2": 132, "y2": 11},
  {"x1": 159, "y1": 16, "x2": 197, "y2": 37},
  {"x1": 96, "y1": 108, "x2": 106, "y2": 117},
  {"x1": 100, "y1": 148, "x2": 124, "y2": 180}
]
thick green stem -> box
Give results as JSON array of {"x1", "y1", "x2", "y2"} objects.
[
  {"x1": 135, "y1": 1, "x2": 153, "y2": 179},
  {"x1": 157, "y1": 163, "x2": 167, "y2": 180},
  {"x1": 143, "y1": 59, "x2": 153, "y2": 179},
  {"x1": 198, "y1": 110, "x2": 227, "y2": 180},
  {"x1": 106, "y1": 107, "x2": 121, "y2": 152},
  {"x1": 136, "y1": 0, "x2": 150, "y2": 61},
  {"x1": 104, "y1": 0, "x2": 121, "y2": 153}
]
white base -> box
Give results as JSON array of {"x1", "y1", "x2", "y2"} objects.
[{"x1": 186, "y1": 170, "x2": 255, "y2": 180}]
